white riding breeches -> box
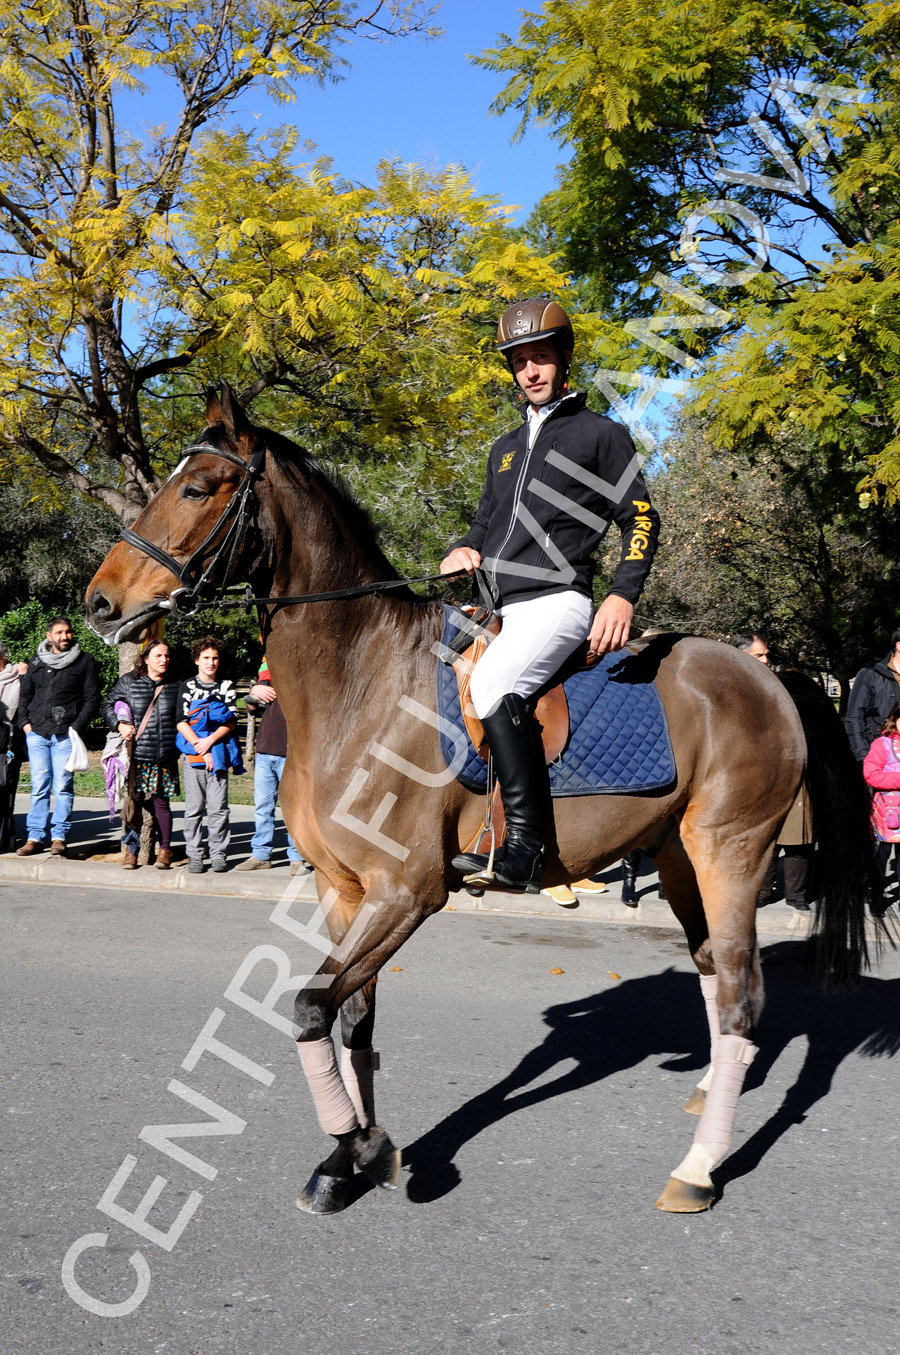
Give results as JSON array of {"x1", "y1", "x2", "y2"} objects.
[{"x1": 468, "y1": 590, "x2": 594, "y2": 719}]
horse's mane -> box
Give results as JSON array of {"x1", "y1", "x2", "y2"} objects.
[{"x1": 260, "y1": 425, "x2": 405, "y2": 586}]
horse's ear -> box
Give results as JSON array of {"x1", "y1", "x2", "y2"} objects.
[
  {"x1": 206, "y1": 387, "x2": 223, "y2": 427},
  {"x1": 219, "y1": 381, "x2": 255, "y2": 447}
]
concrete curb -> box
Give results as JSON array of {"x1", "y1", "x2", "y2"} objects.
[
  {"x1": 0, "y1": 849, "x2": 814, "y2": 936},
  {"x1": 1, "y1": 794, "x2": 815, "y2": 934}
]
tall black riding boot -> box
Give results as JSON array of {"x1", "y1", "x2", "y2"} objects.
[
  {"x1": 451, "y1": 693, "x2": 544, "y2": 894},
  {"x1": 621, "y1": 850, "x2": 640, "y2": 906}
]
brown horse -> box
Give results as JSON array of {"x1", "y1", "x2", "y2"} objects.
[{"x1": 85, "y1": 386, "x2": 878, "y2": 1215}]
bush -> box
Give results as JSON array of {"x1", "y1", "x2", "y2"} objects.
[{"x1": 0, "y1": 599, "x2": 119, "y2": 690}]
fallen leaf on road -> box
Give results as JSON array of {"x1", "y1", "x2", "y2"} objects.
[
  {"x1": 391, "y1": 966, "x2": 403, "y2": 972},
  {"x1": 549, "y1": 967, "x2": 565, "y2": 975},
  {"x1": 607, "y1": 971, "x2": 621, "y2": 980}
]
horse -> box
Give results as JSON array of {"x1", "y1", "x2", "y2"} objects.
[{"x1": 84, "y1": 385, "x2": 879, "y2": 1215}]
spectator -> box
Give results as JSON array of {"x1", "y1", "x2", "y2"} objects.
[
  {"x1": 737, "y1": 631, "x2": 815, "y2": 910},
  {"x1": 0, "y1": 642, "x2": 27, "y2": 851},
  {"x1": 236, "y1": 654, "x2": 307, "y2": 875},
  {"x1": 15, "y1": 616, "x2": 100, "y2": 858},
  {"x1": 735, "y1": 631, "x2": 769, "y2": 664},
  {"x1": 103, "y1": 639, "x2": 180, "y2": 870},
  {"x1": 862, "y1": 700, "x2": 900, "y2": 903},
  {"x1": 176, "y1": 636, "x2": 239, "y2": 875},
  {"x1": 845, "y1": 627, "x2": 900, "y2": 763}
]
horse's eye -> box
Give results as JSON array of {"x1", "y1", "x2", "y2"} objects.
[{"x1": 181, "y1": 484, "x2": 208, "y2": 501}]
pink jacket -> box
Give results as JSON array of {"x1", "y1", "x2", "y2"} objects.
[{"x1": 863, "y1": 733, "x2": 900, "y2": 842}]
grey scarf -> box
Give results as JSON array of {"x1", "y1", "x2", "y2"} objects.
[{"x1": 37, "y1": 638, "x2": 82, "y2": 670}]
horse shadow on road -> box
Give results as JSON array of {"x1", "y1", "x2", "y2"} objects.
[{"x1": 402, "y1": 940, "x2": 900, "y2": 1205}]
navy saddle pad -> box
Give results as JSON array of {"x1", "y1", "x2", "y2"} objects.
[{"x1": 435, "y1": 606, "x2": 676, "y2": 796}]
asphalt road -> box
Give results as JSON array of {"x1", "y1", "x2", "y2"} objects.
[{"x1": 2, "y1": 878, "x2": 899, "y2": 1355}]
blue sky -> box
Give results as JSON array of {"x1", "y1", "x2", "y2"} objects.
[{"x1": 126, "y1": 1, "x2": 567, "y2": 224}]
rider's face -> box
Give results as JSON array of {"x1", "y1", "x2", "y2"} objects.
[{"x1": 511, "y1": 341, "x2": 569, "y2": 407}]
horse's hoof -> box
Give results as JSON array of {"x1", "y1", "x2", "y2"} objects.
[
  {"x1": 683, "y1": 1087, "x2": 707, "y2": 1116},
  {"x1": 296, "y1": 1168, "x2": 356, "y2": 1214},
  {"x1": 655, "y1": 1176, "x2": 714, "y2": 1213},
  {"x1": 350, "y1": 1126, "x2": 402, "y2": 1190}
]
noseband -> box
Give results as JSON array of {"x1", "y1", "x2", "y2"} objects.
[{"x1": 119, "y1": 440, "x2": 266, "y2": 616}]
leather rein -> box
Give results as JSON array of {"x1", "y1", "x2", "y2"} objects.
[{"x1": 119, "y1": 439, "x2": 493, "y2": 619}]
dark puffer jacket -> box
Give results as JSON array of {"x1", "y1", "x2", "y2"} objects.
[
  {"x1": 16, "y1": 649, "x2": 100, "y2": 738},
  {"x1": 845, "y1": 655, "x2": 900, "y2": 762},
  {"x1": 102, "y1": 673, "x2": 181, "y2": 764}
]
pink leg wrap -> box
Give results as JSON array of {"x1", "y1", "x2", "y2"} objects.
[
  {"x1": 672, "y1": 1034, "x2": 757, "y2": 1186},
  {"x1": 340, "y1": 1046, "x2": 379, "y2": 1129},
  {"x1": 698, "y1": 971, "x2": 720, "y2": 1090},
  {"x1": 296, "y1": 1037, "x2": 360, "y2": 1136}
]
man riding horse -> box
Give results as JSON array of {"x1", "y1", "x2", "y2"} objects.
[{"x1": 441, "y1": 298, "x2": 661, "y2": 893}]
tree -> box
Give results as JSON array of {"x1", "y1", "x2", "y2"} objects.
[
  {"x1": 0, "y1": 0, "x2": 444, "y2": 523},
  {"x1": 641, "y1": 416, "x2": 900, "y2": 704},
  {"x1": 478, "y1": 0, "x2": 900, "y2": 497}
]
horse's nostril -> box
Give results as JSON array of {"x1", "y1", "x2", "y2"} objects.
[{"x1": 89, "y1": 590, "x2": 114, "y2": 620}]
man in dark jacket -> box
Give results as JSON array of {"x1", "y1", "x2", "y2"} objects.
[
  {"x1": 236, "y1": 655, "x2": 307, "y2": 875},
  {"x1": 845, "y1": 627, "x2": 900, "y2": 762},
  {"x1": 15, "y1": 616, "x2": 100, "y2": 857},
  {"x1": 442, "y1": 297, "x2": 660, "y2": 892}
]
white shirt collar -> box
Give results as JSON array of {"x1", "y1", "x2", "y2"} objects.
[{"x1": 525, "y1": 391, "x2": 572, "y2": 447}]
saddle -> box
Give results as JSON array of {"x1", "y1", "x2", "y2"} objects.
[
  {"x1": 452, "y1": 612, "x2": 598, "y2": 859},
  {"x1": 452, "y1": 614, "x2": 598, "y2": 766}
]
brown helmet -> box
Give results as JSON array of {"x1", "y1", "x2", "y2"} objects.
[{"x1": 496, "y1": 298, "x2": 574, "y2": 359}]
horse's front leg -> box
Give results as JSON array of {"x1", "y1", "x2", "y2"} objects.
[
  {"x1": 292, "y1": 879, "x2": 429, "y2": 1214},
  {"x1": 294, "y1": 979, "x2": 379, "y2": 1214}
]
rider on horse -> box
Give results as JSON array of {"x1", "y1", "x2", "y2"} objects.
[{"x1": 441, "y1": 298, "x2": 661, "y2": 893}]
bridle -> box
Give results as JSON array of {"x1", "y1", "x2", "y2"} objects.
[
  {"x1": 117, "y1": 435, "x2": 490, "y2": 619},
  {"x1": 119, "y1": 439, "x2": 266, "y2": 617}
]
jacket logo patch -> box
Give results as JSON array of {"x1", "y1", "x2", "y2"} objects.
[{"x1": 499, "y1": 451, "x2": 515, "y2": 473}]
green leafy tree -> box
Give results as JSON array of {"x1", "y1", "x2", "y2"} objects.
[
  {"x1": 642, "y1": 417, "x2": 900, "y2": 704},
  {"x1": 0, "y1": 0, "x2": 571, "y2": 533},
  {"x1": 479, "y1": 0, "x2": 900, "y2": 496}
]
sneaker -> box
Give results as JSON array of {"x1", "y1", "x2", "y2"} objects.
[
  {"x1": 543, "y1": 884, "x2": 578, "y2": 906},
  {"x1": 571, "y1": 877, "x2": 606, "y2": 893},
  {"x1": 211, "y1": 858, "x2": 228, "y2": 873},
  {"x1": 235, "y1": 857, "x2": 272, "y2": 871},
  {"x1": 49, "y1": 839, "x2": 67, "y2": 858},
  {"x1": 188, "y1": 859, "x2": 204, "y2": 874},
  {"x1": 16, "y1": 840, "x2": 44, "y2": 856}
]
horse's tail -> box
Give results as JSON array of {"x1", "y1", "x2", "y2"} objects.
[{"x1": 780, "y1": 671, "x2": 889, "y2": 987}]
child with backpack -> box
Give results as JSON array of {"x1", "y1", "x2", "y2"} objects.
[{"x1": 176, "y1": 636, "x2": 243, "y2": 873}]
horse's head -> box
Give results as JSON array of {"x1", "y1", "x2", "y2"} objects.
[{"x1": 85, "y1": 385, "x2": 265, "y2": 644}]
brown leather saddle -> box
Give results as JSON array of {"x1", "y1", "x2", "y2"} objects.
[
  {"x1": 452, "y1": 613, "x2": 599, "y2": 858},
  {"x1": 452, "y1": 614, "x2": 598, "y2": 766}
]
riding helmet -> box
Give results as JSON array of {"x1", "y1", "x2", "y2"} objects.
[{"x1": 496, "y1": 298, "x2": 575, "y2": 362}]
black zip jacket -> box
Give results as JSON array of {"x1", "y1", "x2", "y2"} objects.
[
  {"x1": 845, "y1": 656, "x2": 900, "y2": 761},
  {"x1": 102, "y1": 673, "x2": 181, "y2": 764},
  {"x1": 16, "y1": 650, "x2": 100, "y2": 737},
  {"x1": 451, "y1": 393, "x2": 660, "y2": 608}
]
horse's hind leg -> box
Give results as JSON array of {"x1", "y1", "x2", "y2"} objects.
[
  {"x1": 655, "y1": 816, "x2": 768, "y2": 1213},
  {"x1": 654, "y1": 833, "x2": 721, "y2": 1115}
]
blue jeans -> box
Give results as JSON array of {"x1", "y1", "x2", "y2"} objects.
[
  {"x1": 250, "y1": 754, "x2": 302, "y2": 862},
  {"x1": 25, "y1": 732, "x2": 74, "y2": 843}
]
